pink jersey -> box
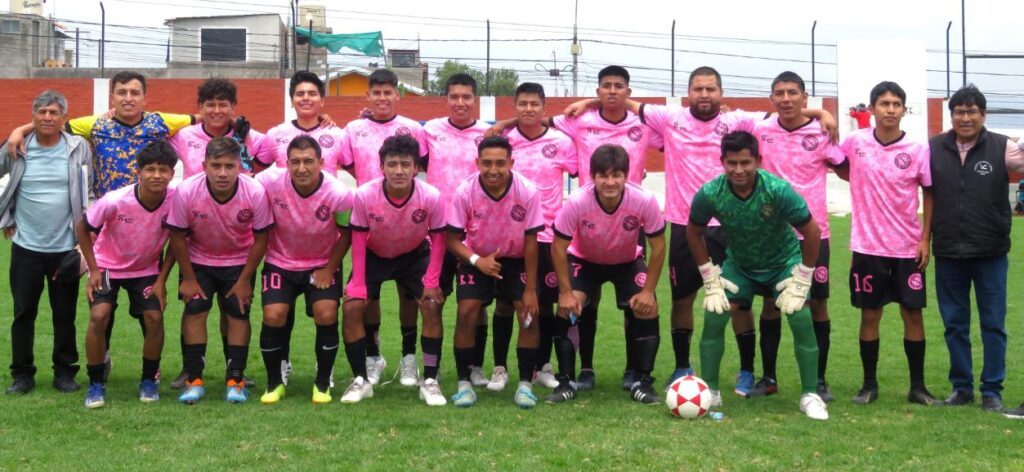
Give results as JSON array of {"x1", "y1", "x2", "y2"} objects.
[
  {"x1": 448, "y1": 171, "x2": 544, "y2": 258},
  {"x1": 504, "y1": 126, "x2": 577, "y2": 243},
  {"x1": 840, "y1": 128, "x2": 931, "y2": 258},
  {"x1": 553, "y1": 108, "x2": 663, "y2": 185},
  {"x1": 340, "y1": 115, "x2": 428, "y2": 185},
  {"x1": 641, "y1": 105, "x2": 762, "y2": 225},
  {"x1": 262, "y1": 120, "x2": 349, "y2": 176},
  {"x1": 168, "y1": 124, "x2": 272, "y2": 178},
  {"x1": 85, "y1": 184, "x2": 176, "y2": 279},
  {"x1": 423, "y1": 118, "x2": 489, "y2": 198},
  {"x1": 554, "y1": 182, "x2": 665, "y2": 265},
  {"x1": 350, "y1": 177, "x2": 446, "y2": 258},
  {"x1": 755, "y1": 118, "x2": 845, "y2": 239},
  {"x1": 165, "y1": 173, "x2": 273, "y2": 267},
  {"x1": 256, "y1": 167, "x2": 353, "y2": 271}
]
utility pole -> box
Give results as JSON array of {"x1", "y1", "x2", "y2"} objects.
[{"x1": 570, "y1": 0, "x2": 581, "y2": 96}]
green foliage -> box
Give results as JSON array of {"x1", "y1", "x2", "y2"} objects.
[{"x1": 430, "y1": 60, "x2": 519, "y2": 97}]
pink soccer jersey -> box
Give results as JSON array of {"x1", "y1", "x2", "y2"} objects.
[
  {"x1": 423, "y1": 118, "x2": 489, "y2": 198},
  {"x1": 554, "y1": 182, "x2": 665, "y2": 265},
  {"x1": 640, "y1": 104, "x2": 762, "y2": 225},
  {"x1": 85, "y1": 183, "x2": 177, "y2": 279},
  {"x1": 553, "y1": 108, "x2": 663, "y2": 185},
  {"x1": 504, "y1": 126, "x2": 577, "y2": 243},
  {"x1": 340, "y1": 115, "x2": 429, "y2": 185},
  {"x1": 165, "y1": 173, "x2": 273, "y2": 267},
  {"x1": 349, "y1": 177, "x2": 446, "y2": 258},
  {"x1": 448, "y1": 171, "x2": 544, "y2": 258},
  {"x1": 262, "y1": 120, "x2": 349, "y2": 176},
  {"x1": 168, "y1": 124, "x2": 272, "y2": 178},
  {"x1": 756, "y1": 118, "x2": 845, "y2": 239},
  {"x1": 839, "y1": 128, "x2": 931, "y2": 258},
  {"x1": 256, "y1": 167, "x2": 353, "y2": 271}
]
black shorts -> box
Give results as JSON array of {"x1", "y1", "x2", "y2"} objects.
[
  {"x1": 849, "y1": 252, "x2": 926, "y2": 310},
  {"x1": 455, "y1": 257, "x2": 526, "y2": 305},
  {"x1": 181, "y1": 263, "x2": 255, "y2": 319},
  {"x1": 668, "y1": 223, "x2": 727, "y2": 300},
  {"x1": 353, "y1": 242, "x2": 429, "y2": 300},
  {"x1": 89, "y1": 274, "x2": 162, "y2": 318},
  {"x1": 754, "y1": 238, "x2": 831, "y2": 300},
  {"x1": 568, "y1": 254, "x2": 649, "y2": 309},
  {"x1": 536, "y1": 241, "x2": 559, "y2": 306},
  {"x1": 262, "y1": 263, "x2": 342, "y2": 313},
  {"x1": 440, "y1": 251, "x2": 459, "y2": 296}
]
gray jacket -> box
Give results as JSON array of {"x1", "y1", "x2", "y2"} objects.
[{"x1": 0, "y1": 130, "x2": 92, "y2": 240}]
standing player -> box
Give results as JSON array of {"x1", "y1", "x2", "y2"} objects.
[
  {"x1": 165, "y1": 137, "x2": 272, "y2": 404},
  {"x1": 837, "y1": 82, "x2": 940, "y2": 406},
  {"x1": 447, "y1": 136, "x2": 542, "y2": 408},
  {"x1": 750, "y1": 72, "x2": 845, "y2": 401},
  {"x1": 256, "y1": 136, "x2": 352, "y2": 404},
  {"x1": 77, "y1": 141, "x2": 177, "y2": 408},
  {"x1": 340, "y1": 135, "x2": 447, "y2": 406},
  {"x1": 548, "y1": 144, "x2": 665, "y2": 404},
  {"x1": 690, "y1": 131, "x2": 828, "y2": 420}
]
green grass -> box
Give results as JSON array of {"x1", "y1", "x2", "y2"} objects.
[{"x1": 1, "y1": 216, "x2": 1024, "y2": 470}]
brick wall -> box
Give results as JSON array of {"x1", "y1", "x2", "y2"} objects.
[{"x1": 0, "y1": 79, "x2": 94, "y2": 133}]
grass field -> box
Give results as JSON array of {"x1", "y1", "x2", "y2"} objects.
[{"x1": 0, "y1": 216, "x2": 1023, "y2": 470}]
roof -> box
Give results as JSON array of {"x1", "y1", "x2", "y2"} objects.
[
  {"x1": 327, "y1": 66, "x2": 426, "y2": 96},
  {"x1": 165, "y1": 13, "x2": 282, "y2": 24}
]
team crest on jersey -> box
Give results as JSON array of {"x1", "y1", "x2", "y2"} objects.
[
  {"x1": 236, "y1": 209, "x2": 254, "y2": 224},
  {"x1": 411, "y1": 209, "x2": 428, "y2": 224},
  {"x1": 907, "y1": 273, "x2": 923, "y2": 291},
  {"x1": 317, "y1": 135, "x2": 335, "y2": 149},
  {"x1": 814, "y1": 266, "x2": 829, "y2": 283},
  {"x1": 544, "y1": 271, "x2": 558, "y2": 288},
  {"x1": 627, "y1": 126, "x2": 643, "y2": 142},
  {"x1": 974, "y1": 161, "x2": 993, "y2": 176},
  {"x1": 801, "y1": 135, "x2": 819, "y2": 151},
  {"x1": 474, "y1": 136, "x2": 485, "y2": 146},
  {"x1": 622, "y1": 215, "x2": 640, "y2": 231},
  {"x1": 542, "y1": 144, "x2": 558, "y2": 159},
  {"x1": 634, "y1": 272, "x2": 647, "y2": 287},
  {"x1": 510, "y1": 205, "x2": 527, "y2": 222},
  {"x1": 894, "y1": 153, "x2": 912, "y2": 169},
  {"x1": 759, "y1": 203, "x2": 776, "y2": 219},
  {"x1": 395, "y1": 127, "x2": 412, "y2": 136},
  {"x1": 315, "y1": 204, "x2": 331, "y2": 222},
  {"x1": 714, "y1": 122, "x2": 730, "y2": 137}
]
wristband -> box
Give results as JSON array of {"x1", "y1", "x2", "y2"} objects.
[{"x1": 469, "y1": 254, "x2": 480, "y2": 266}]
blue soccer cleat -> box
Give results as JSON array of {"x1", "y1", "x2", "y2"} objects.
[
  {"x1": 178, "y1": 379, "x2": 206, "y2": 405},
  {"x1": 84, "y1": 383, "x2": 106, "y2": 409},
  {"x1": 139, "y1": 379, "x2": 160, "y2": 403},
  {"x1": 735, "y1": 370, "x2": 755, "y2": 397}
]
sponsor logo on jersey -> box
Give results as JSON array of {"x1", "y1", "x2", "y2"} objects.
[
  {"x1": 272, "y1": 197, "x2": 289, "y2": 210},
  {"x1": 116, "y1": 214, "x2": 137, "y2": 224},
  {"x1": 510, "y1": 204, "x2": 527, "y2": 222},
  {"x1": 367, "y1": 212, "x2": 385, "y2": 223},
  {"x1": 894, "y1": 152, "x2": 912, "y2": 169}
]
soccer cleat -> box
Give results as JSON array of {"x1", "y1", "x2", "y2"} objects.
[
  {"x1": 340, "y1": 376, "x2": 373, "y2": 403},
  {"x1": 469, "y1": 366, "x2": 489, "y2": 387},
  {"x1": 907, "y1": 387, "x2": 941, "y2": 406},
  {"x1": 178, "y1": 379, "x2": 206, "y2": 405},
  {"x1": 52, "y1": 375, "x2": 80, "y2": 393},
  {"x1": 663, "y1": 367, "x2": 695, "y2": 391},
  {"x1": 315, "y1": 362, "x2": 336, "y2": 389},
  {"x1": 1003, "y1": 403, "x2": 1024, "y2": 419},
  {"x1": 851, "y1": 386, "x2": 879, "y2": 405},
  {"x1": 709, "y1": 389, "x2": 723, "y2": 408},
  {"x1": 575, "y1": 369, "x2": 596, "y2": 391},
  {"x1": 982, "y1": 395, "x2": 1004, "y2": 413},
  {"x1": 630, "y1": 376, "x2": 660, "y2": 404},
  {"x1": 365, "y1": 356, "x2": 387, "y2": 386},
  {"x1": 84, "y1": 383, "x2": 106, "y2": 409},
  {"x1": 621, "y1": 369, "x2": 637, "y2": 391},
  {"x1": 312, "y1": 385, "x2": 332, "y2": 404},
  {"x1": 6, "y1": 377, "x2": 35, "y2": 395},
  {"x1": 734, "y1": 370, "x2": 755, "y2": 397},
  {"x1": 399, "y1": 354, "x2": 420, "y2": 387},
  {"x1": 816, "y1": 379, "x2": 834, "y2": 403},
  {"x1": 944, "y1": 389, "x2": 975, "y2": 406},
  {"x1": 419, "y1": 378, "x2": 447, "y2": 406},
  {"x1": 514, "y1": 383, "x2": 538, "y2": 409},
  {"x1": 261, "y1": 384, "x2": 286, "y2": 404},
  {"x1": 451, "y1": 381, "x2": 477, "y2": 408},
  {"x1": 170, "y1": 371, "x2": 189, "y2": 390},
  {"x1": 800, "y1": 392, "x2": 829, "y2": 420},
  {"x1": 225, "y1": 379, "x2": 250, "y2": 403},
  {"x1": 486, "y1": 366, "x2": 509, "y2": 392},
  {"x1": 545, "y1": 378, "x2": 577, "y2": 404},
  {"x1": 139, "y1": 379, "x2": 160, "y2": 403},
  {"x1": 749, "y1": 377, "x2": 779, "y2": 397},
  {"x1": 280, "y1": 360, "x2": 293, "y2": 387},
  {"x1": 533, "y1": 363, "x2": 560, "y2": 389}
]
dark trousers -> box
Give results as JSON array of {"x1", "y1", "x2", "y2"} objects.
[{"x1": 9, "y1": 243, "x2": 80, "y2": 379}]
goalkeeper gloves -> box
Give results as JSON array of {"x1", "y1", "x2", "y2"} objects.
[
  {"x1": 698, "y1": 262, "x2": 738, "y2": 314},
  {"x1": 774, "y1": 264, "x2": 813, "y2": 315}
]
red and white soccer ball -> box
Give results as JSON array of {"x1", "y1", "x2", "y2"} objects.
[{"x1": 666, "y1": 374, "x2": 712, "y2": 419}]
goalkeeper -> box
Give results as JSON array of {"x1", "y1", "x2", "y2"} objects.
[{"x1": 688, "y1": 131, "x2": 828, "y2": 421}]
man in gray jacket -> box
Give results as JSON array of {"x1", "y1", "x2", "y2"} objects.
[{"x1": 1, "y1": 90, "x2": 91, "y2": 394}]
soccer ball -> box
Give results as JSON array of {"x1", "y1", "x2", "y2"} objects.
[{"x1": 665, "y1": 375, "x2": 712, "y2": 419}]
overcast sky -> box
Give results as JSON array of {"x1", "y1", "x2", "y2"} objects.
[{"x1": 31, "y1": 0, "x2": 1024, "y2": 127}]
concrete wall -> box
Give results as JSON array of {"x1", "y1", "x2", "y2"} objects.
[
  {"x1": 168, "y1": 15, "x2": 285, "y2": 63},
  {"x1": 0, "y1": 14, "x2": 64, "y2": 78}
]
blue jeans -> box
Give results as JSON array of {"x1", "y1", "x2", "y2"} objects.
[{"x1": 934, "y1": 255, "x2": 1008, "y2": 398}]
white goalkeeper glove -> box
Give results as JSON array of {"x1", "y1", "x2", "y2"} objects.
[
  {"x1": 774, "y1": 264, "x2": 814, "y2": 315},
  {"x1": 698, "y1": 262, "x2": 739, "y2": 314}
]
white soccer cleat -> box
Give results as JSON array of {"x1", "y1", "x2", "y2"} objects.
[
  {"x1": 533, "y1": 363, "x2": 559, "y2": 389},
  {"x1": 709, "y1": 389, "x2": 723, "y2": 408},
  {"x1": 280, "y1": 360, "x2": 293, "y2": 387},
  {"x1": 486, "y1": 366, "x2": 509, "y2": 392},
  {"x1": 419, "y1": 378, "x2": 447, "y2": 406},
  {"x1": 800, "y1": 392, "x2": 829, "y2": 420},
  {"x1": 469, "y1": 366, "x2": 489, "y2": 387},
  {"x1": 399, "y1": 354, "x2": 420, "y2": 387},
  {"x1": 366, "y1": 355, "x2": 387, "y2": 386},
  {"x1": 340, "y1": 376, "x2": 374, "y2": 403}
]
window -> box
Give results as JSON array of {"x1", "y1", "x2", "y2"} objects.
[
  {"x1": 200, "y1": 28, "x2": 246, "y2": 62},
  {"x1": 390, "y1": 50, "x2": 418, "y2": 68},
  {"x1": 1, "y1": 20, "x2": 20, "y2": 34}
]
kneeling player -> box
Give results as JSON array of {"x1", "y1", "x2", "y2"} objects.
[
  {"x1": 447, "y1": 136, "x2": 542, "y2": 408},
  {"x1": 256, "y1": 135, "x2": 352, "y2": 404},
  {"x1": 340, "y1": 135, "x2": 447, "y2": 406},
  {"x1": 77, "y1": 141, "x2": 177, "y2": 408},
  {"x1": 549, "y1": 144, "x2": 666, "y2": 404},
  {"x1": 691, "y1": 131, "x2": 828, "y2": 420}
]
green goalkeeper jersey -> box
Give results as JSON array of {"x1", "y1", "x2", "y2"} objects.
[{"x1": 689, "y1": 169, "x2": 811, "y2": 270}]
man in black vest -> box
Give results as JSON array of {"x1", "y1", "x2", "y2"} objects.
[{"x1": 929, "y1": 85, "x2": 1024, "y2": 413}]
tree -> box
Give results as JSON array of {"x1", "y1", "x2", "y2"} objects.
[{"x1": 430, "y1": 60, "x2": 519, "y2": 97}]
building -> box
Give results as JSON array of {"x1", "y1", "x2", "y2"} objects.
[
  {"x1": 0, "y1": 9, "x2": 73, "y2": 78},
  {"x1": 164, "y1": 13, "x2": 290, "y2": 78},
  {"x1": 324, "y1": 66, "x2": 426, "y2": 97}
]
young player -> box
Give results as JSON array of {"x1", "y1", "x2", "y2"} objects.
[
  {"x1": 165, "y1": 137, "x2": 272, "y2": 404},
  {"x1": 690, "y1": 131, "x2": 828, "y2": 420},
  {"x1": 548, "y1": 144, "x2": 666, "y2": 404},
  {"x1": 837, "y1": 81, "x2": 939, "y2": 406},
  {"x1": 447, "y1": 136, "x2": 542, "y2": 408},
  {"x1": 256, "y1": 136, "x2": 352, "y2": 404},
  {"x1": 77, "y1": 140, "x2": 177, "y2": 408},
  {"x1": 750, "y1": 72, "x2": 845, "y2": 401},
  {"x1": 338, "y1": 69, "x2": 429, "y2": 388},
  {"x1": 340, "y1": 135, "x2": 447, "y2": 406}
]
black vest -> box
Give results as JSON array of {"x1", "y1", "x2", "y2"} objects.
[{"x1": 928, "y1": 128, "x2": 1010, "y2": 258}]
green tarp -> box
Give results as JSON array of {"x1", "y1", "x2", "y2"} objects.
[{"x1": 294, "y1": 27, "x2": 384, "y2": 57}]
